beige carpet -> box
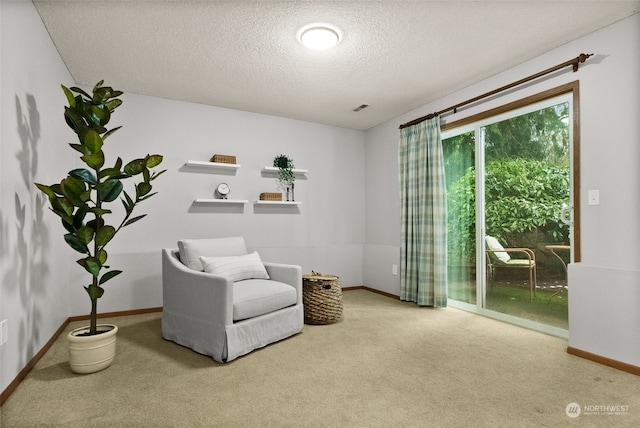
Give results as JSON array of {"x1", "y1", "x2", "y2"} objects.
[{"x1": 1, "y1": 289, "x2": 638, "y2": 427}]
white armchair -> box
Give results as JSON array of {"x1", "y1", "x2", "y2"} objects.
[{"x1": 162, "y1": 237, "x2": 303, "y2": 362}]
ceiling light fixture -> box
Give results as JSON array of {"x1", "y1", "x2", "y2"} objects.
[{"x1": 298, "y1": 23, "x2": 341, "y2": 51}]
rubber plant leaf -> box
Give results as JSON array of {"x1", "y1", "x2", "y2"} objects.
[
  {"x1": 73, "y1": 205, "x2": 89, "y2": 229},
  {"x1": 61, "y1": 85, "x2": 76, "y2": 108},
  {"x1": 123, "y1": 214, "x2": 147, "y2": 227},
  {"x1": 90, "y1": 104, "x2": 110, "y2": 127},
  {"x1": 95, "y1": 225, "x2": 116, "y2": 247},
  {"x1": 124, "y1": 159, "x2": 146, "y2": 176},
  {"x1": 76, "y1": 226, "x2": 94, "y2": 245},
  {"x1": 82, "y1": 129, "x2": 103, "y2": 154},
  {"x1": 145, "y1": 154, "x2": 163, "y2": 168},
  {"x1": 69, "y1": 86, "x2": 91, "y2": 99},
  {"x1": 34, "y1": 183, "x2": 56, "y2": 198},
  {"x1": 85, "y1": 284, "x2": 104, "y2": 300},
  {"x1": 69, "y1": 168, "x2": 97, "y2": 185},
  {"x1": 64, "y1": 107, "x2": 86, "y2": 134},
  {"x1": 99, "y1": 270, "x2": 122, "y2": 285},
  {"x1": 64, "y1": 233, "x2": 89, "y2": 254},
  {"x1": 103, "y1": 126, "x2": 121, "y2": 141},
  {"x1": 77, "y1": 257, "x2": 101, "y2": 277},
  {"x1": 99, "y1": 179, "x2": 124, "y2": 202},
  {"x1": 136, "y1": 182, "x2": 152, "y2": 198},
  {"x1": 97, "y1": 249, "x2": 108, "y2": 265},
  {"x1": 81, "y1": 151, "x2": 105, "y2": 169}
]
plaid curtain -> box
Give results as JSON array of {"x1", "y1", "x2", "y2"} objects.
[{"x1": 398, "y1": 117, "x2": 448, "y2": 307}]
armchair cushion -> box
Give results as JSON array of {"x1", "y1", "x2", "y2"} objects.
[
  {"x1": 200, "y1": 252, "x2": 270, "y2": 282},
  {"x1": 178, "y1": 237, "x2": 248, "y2": 271},
  {"x1": 233, "y1": 279, "x2": 297, "y2": 321},
  {"x1": 485, "y1": 235, "x2": 511, "y2": 263}
]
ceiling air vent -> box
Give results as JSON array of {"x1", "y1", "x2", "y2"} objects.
[{"x1": 353, "y1": 104, "x2": 369, "y2": 112}]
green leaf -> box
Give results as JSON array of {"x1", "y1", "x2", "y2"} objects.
[
  {"x1": 77, "y1": 257, "x2": 101, "y2": 277},
  {"x1": 150, "y1": 169, "x2": 166, "y2": 181},
  {"x1": 64, "y1": 233, "x2": 89, "y2": 254},
  {"x1": 138, "y1": 192, "x2": 157, "y2": 202},
  {"x1": 98, "y1": 179, "x2": 123, "y2": 202},
  {"x1": 62, "y1": 218, "x2": 76, "y2": 234},
  {"x1": 99, "y1": 270, "x2": 122, "y2": 285},
  {"x1": 103, "y1": 126, "x2": 121, "y2": 141},
  {"x1": 97, "y1": 249, "x2": 108, "y2": 265},
  {"x1": 124, "y1": 159, "x2": 146, "y2": 175},
  {"x1": 89, "y1": 208, "x2": 112, "y2": 217},
  {"x1": 92, "y1": 80, "x2": 104, "y2": 93},
  {"x1": 70, "y1": 86, "x2": 91, "y2": 99},
  {"x1": 93, "y1": 86, "x2": 109, "y2": 104},
  {"x1": 50, "y1": 199, "x2": 74, "y2": 225},
  {"x1": 61, "y1": 85, "x2": 76, "y2": 108},
  {"x1": 123, "y1": 214, "x2": 147, "y2": 227},
  {"x1": 85, "y1": 284, "x2": 104, "y2": 300},
  {"x1": 50, "y1": 184, "x2": 64, "y2": 196},
  {"x1": 64, "y1": 107, "x2": 86, "y2": 134},
  {"x1": 145, "y1": 154, "x2": 163, "y2": 168},
  {"x1": 73, "y1": 204, "x2": 89, "y2": 229},
  {"x1": 136, "y1": 182, "x2": 152, "y2": 198},
  {"x1": 90, "y1": 104, "x2": 110, "y2": 126},
  {"x1": 60, "y1": 176, "x2": 87, "y2": 206},
  {"x1": 34, "y1": 183, "x2": 56, "y2": 198},
  {"x1": 69, "y1": 143, "x2": 86, "y2": 154},
  {"x1": 81, "y1": 151, "x2": 105, "y2": 169},
  {"x1": 87, "y1": 218, "x2": 104, "y2": 232},
  {"x1": 69, "y1": 168, "x2": 97, "y2": 185},
  {"x1": 82, "y1": 130, "x2": 103, "y2": 153},
  {"x1": 105, "y1": 99, "x2": 123, "y2": 111},
  {"x1": 98, "y1": 168, "x2": 125, "y2": 179},
  {"x1": 76, "y1": 226, "x2": 94, "y2": 245},
  {"x1": 123, "y1": 190, "x2": 134, "y2": 209},
  {"x1": 95, "y1": 225, "x2": 116, "y2": 247}
]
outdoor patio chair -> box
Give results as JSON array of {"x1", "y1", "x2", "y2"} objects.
[{"x1": 485, "y1": 235, "x2": 537, "y2": 302}]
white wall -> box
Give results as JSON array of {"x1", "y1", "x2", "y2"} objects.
[
  {"x1": 67, "y1": 93, "x2": 366, "y2": 315},
  {"x1": 1, "y1": 1, "x2": 365, "y2": 393},
  {"x1": 364, "y1": 14, "x2": 640, "y2": 366},
  {"x1": 1, "y1": 0, "x2": 74, "y2": 393}
]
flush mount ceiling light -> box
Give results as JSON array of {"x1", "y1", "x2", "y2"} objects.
[{"x1": 298, "y1": 23, "x2": 341, "y2": 51}]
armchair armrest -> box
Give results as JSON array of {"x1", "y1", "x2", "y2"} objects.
[
  {"x1": 263, "y1": 262, "x2": 302, "y2": 304},
  {"x1": 162, "y1": 248, "x2": 234, "y2": 325}
]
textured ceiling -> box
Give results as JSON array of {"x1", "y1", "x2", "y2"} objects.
[{"x1": 33, "y1": 1, "x2": 640, "y2": 130}]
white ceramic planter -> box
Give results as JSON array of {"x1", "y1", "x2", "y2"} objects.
[{"x1": 67, "y1": 324, "x2": 118, "y2": 374}]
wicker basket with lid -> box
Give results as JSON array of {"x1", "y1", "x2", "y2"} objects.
[{"x1": 302, "y1": 272, "x2": 343, "y2": 325}]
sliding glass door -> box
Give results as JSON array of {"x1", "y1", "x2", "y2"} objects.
[{"x1": 443, "y1": 92, "x2": 575, "y2": 334}]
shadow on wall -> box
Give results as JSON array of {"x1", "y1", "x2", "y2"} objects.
[{"x1": 1, "y1": 94, "x2": 51, "y2": 362}]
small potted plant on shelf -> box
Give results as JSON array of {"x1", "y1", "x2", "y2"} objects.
[
  {"x1": 273, "y1": 154, "x2": 295, "y2": 201},
  {"x1": 35, "y1": 80, "x2": 165, "y2": 374}
]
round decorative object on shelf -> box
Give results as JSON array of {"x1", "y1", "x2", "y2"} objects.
[{"x1": 216, "y1": 182, "x2": 230, "y2": 199}]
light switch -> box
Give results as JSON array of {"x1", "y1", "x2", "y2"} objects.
[{"x1": 588, "y1": 190, "x2": 600, "y2": 206}]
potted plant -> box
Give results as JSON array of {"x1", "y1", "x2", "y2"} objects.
[
  {"x1": 273, "y1": 154, "x2": 295, "y2": 201},
  {"x1": 35, "y1": 80, "x2": 165, "y2": 374}
]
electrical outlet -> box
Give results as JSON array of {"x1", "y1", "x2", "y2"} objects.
[
  {"x1": 0, "y1": 319, "x2": 7, "y2": 346},
  {"x1": 392, "y1": 264, "x2": 398, "y2": 275}
]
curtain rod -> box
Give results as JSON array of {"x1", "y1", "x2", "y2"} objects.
[{"x1": 399, "y1": 53, "x2": 593, "y2": 130}]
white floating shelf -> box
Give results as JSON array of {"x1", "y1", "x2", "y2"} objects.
[
  {"x1": 186, "y1": 160, "x2": 241, "y2": 169},
  {"x1": 254, "y1": 200, "x2": 302, "y2": 206},
  {"x1": 194, "y1": 198, "x2": 248, "y2": 204},
  {"x1": 261, "y1": 166, "x2": 308, "y2": 174}
]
